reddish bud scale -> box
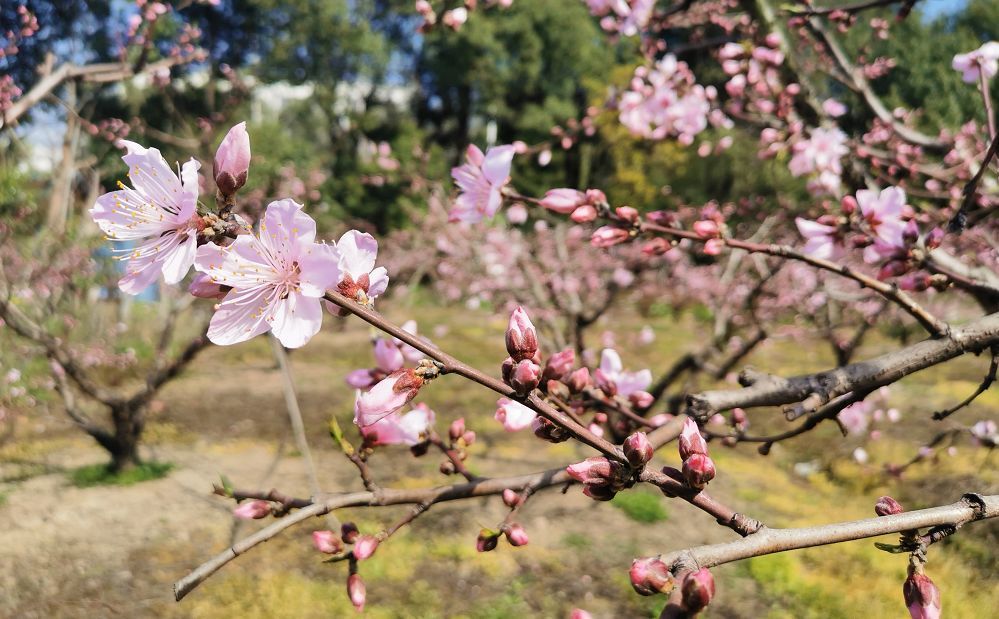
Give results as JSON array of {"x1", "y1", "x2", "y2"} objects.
[
  {"x1": 903, "y1": 570, "x2": 941, "y2": 619},
  {"x1": 875, "y1": 495, "x2": 904, "y2": 516},
  {"x1": 623, "y1": 431, "x2": 654, "y2": 468},
  {"x1": 630, "y1": 557, "x2": 675, "y2": 596},
  {"x1": 682, "y1": 453, "x2": 716, "y2": 489},
  {"x1": 681, "y1": 568, "x2": 716, "y2": 612},
  {"x1": 508, "y1": 359, "x2": 541, "y2": 395},
  {"x1": 341, "y1": 522, "x2": 359, "y2": 544},
  {"x1": 476, "y1": 529, "x2": 500, "y2": 552}
]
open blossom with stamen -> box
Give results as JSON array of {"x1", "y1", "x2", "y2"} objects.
[
  {"x1": 495, "y1": 397, "x2": 537, "y2": 431},
  {"x1": 90, "y1": 140, "x2": 202, "y2": 294},
  {"x1": 952, "y1": 41, "x2": 999, "y2": 83},
  {"x1": 858, "y1": 187, "x2": 909, "y2": 263},
  {"x1": 194, "y1": 199, "x2": 340, "y2": 348},
  {"x1": 449, "y1": 144, "x2": 516, "y2": 223}
]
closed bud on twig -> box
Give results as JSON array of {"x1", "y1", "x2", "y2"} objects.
[
  {"x1": 440, "y1": 460, "x2": 456, "y2": 475},
  {"x1": 594, "y1": 368, "x2": 617, "y2": 396},
  {"x1": 506, "y1": 306, "x2": 539, "y2": 361},
  {"x1": 682, "y1": 453, "x2": 716, "y2": 489},
  {"x1": 462, "y1": 430, "x2": 476, "y2": 446},
  {"x1": 569, "y1": 610, "x2": 593, "y2": 619},
  {"x1": 924, "y1": 227, "x2": 944, "y2": 250},
  {"x1": 692, "y1": 220, "x2": 720, "y2": 239},
  {"x1": 213, "y1": 122, "x2": 250, "y2": 197},
  {"x1": 347, "y1": 573, "x2": 366, "y2": 612},
  {"x1": 679, "y1": 417, "x2": 709, "y2": 460},
  {"x1": 232, "y1": 500, "x2": 271, "y2": 519},
  {"x1": 507, "y1": 359, "x2": 541, "y2": 395},
  {"x1": 566, "y1": 456, "x2": 614, "y2": 484},
  {"x1": 449, "y1": 417, "x2": 466, "y2": 442},
  {"x1": 543, "y1": 348, "x2": 575, "y2": 381},
  {"x1": 341, "y1": 522, "x2": 360, "y2": 544},
  {"x1": 732, "y1": 407, "x2": 747, "y2": 430},
  {"x1": 566, "y1": 367, "x2": 591, "y2": 393},
  {"x1": 591, "y1": 226, "x2": 630, "y2": 248},
  {"x1": 504, "y1": 523, "x2": 529, "y2": 546},
  {"x1": 875, "y1": 495, "x2": 904, "y2": 516},
  {"x1": 312, "y1": 530, "x2": 343, "y2": 554},
  {"x1": 903, "y1": 568, "x2": 941, "y2": 619},
  {"x1": 476, "y1": 528, "x2": 500, "y2": 552},
  {"x1": 642, "y1": 237, "x2": 672, "y2": 256},
  {"x1": 353, "y1": 534, "x2": 379, "y2": 560},
  {"x1": 571, "y1": 204, "x2": 598, "y2": 223},
  {"x1": 531, "y1": 416, "x2": 571, "y2": 443},
  {"x1": 629, "y1": 390, "x2": 654, "y2": 409},
  {"x1": 582, "y1": 483, "x2": 617, "y2": 501},
  {"x1": 546, "y1": 379, "x2": 570, "y2": 400},
  {"x1": 681, "y1": 568, "x2": 716, "y2": 612},
  {"x1": 623, "y1": 431, "x2": 654, "y2": 467},
  {"x1": 630, "y1": 556, "x2": 674, "y2": 596},
  {"x1": 502, "y1": 488, "x2": 523, "y2": 508},
  {"x1": 616, "y1": 206, "x2": 639, "y2": 223},
  {"x1": 539, "y1": 188, "x2": 587, "y2": 214}
]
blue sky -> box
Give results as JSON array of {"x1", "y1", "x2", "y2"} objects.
[{"x1": 921, "y1": 0, "x2": 968, "y2": 20}]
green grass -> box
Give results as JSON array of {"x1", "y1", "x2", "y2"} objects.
[
  {"x1": 611, "y1": 489, "x2": 669, "y2": 523},
  {"x1": 69, "y1": 461, "x2": 174, "y2": 488}
]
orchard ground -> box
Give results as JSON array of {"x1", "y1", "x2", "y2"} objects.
[{"x1": 1, "y1": 303, "x2": 997, "y2": 618}]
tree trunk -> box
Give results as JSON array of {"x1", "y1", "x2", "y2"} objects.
[{"x1": 107, "y1": 404, "x2": 144, "y2": 473}]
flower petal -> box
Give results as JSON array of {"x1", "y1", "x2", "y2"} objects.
[
  {"x1": 298, "y1": 242, "x2": 340, "y2": 297},
  {"x1": 337, "y1": 230, "x2": 378, "y2": 279},
  {"x1": 258, "y1": 199, "x2": 315, "y2": 265},
  {"x1": 269, "y1": 293, "x2": 324, "y2": 349},
  {"x1": 207, "y1": 286, "x2": 274, "y2": 345}
]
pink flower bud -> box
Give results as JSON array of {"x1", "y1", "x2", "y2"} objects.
[
  {"x1": 502, "y1": 488, "x2": 523, "y2": 507},
  {"x1": 903, "y1": 219, "x2": 920, "y2": 245},
  {"x1": 594, "y1": 368, "x2": 616, "y2": 396},
  {"x1": 591, "y1": 226, "x2": 630, "y2": 248},
  {"x1": 546, "y1": 379, "x2": 570, "y2": 400},
  {"x1": 540, "y1": 188, "x2": 587, "y2": 213},
  {"x1": 414, "y1": 0, "x2": 432, "y2": 14},
  {"x1": 629, "y1": 390, "x2": 654, "y2": 409},
  {"x1": 213, "y1": 122, "x2": 251, "y2": 196},
  {"x1": 347, "y1": 573, "x2": 366, "y2": 612},
  {"x1": 449, "y1": 417, "x2": 466, "y2": 441},
  {"x1": 570, "y1": 610, "x2": 593, "y2": 619},
  {"x1": 703, "y1": 238, "x2": 724, "y2": 255},
  {"x1": 341, "y1": 522, "x2": 359, "y2": 544},
  {"x1": 878, "y1": 260, "x2": 910, "y2": 281},
  {"x1": 476, "y1": 528, "x2": 500, "y2": 552},
  {"x1": 571, "y1": 204, "x2": 598, "y2": 223},
  {"x1": 582, "y1": 483, "x2": 617, "y2": 501},
  {"x1": 616, "y1": 206, "x2": 639, "y2": 222},
  {"x1": 506, "y1": 306, "x2": 539, "y2": 361},
  {"x1": 566, "y1": 456, "x2": 614, "y2": 484},
  {"x1": 875, "y1": 495, "x2": 904, "y2": 516},
  {"x1": 924, "y1": 227, "x2": 944, "y2": 250},
  {"x1": 353, "y1": 534, "x2": 379, "y2": 560},
  {"x1": 233, "y1": 500, "x2": 271, "y2": 519},
  {"x1": 682, "y1": 453, "x2": 716, "y2": 489},
  {"x1": 188, "y1": 272, "x2": 226, "y2": 299},
  {"x1": 630, "y1": 556, "x2": 674, "y2": 595},
  {"x1": 462, "y1": 430, "x2": 476, "y2": 445},
  {"x1": 508, "y1": 359, "x2": 541, "y2": 395},
  {"x1": 681, "y1": 568, "x2": 716, "y2": 612},
  {"x1": 841, "y1": 195, "x2": 858, "y2": 214},
  {"x1": 903, "y1": 570, "x2": 941, "y2": 619},
  {"x1": 542, "y1": 348, "x2": 574, "y2": 381},
  {"x1": 566, "y1": 367, "x2": 591, "y2": 393},
  {"x1": 623, "y1": 431, "x2": 654, "y2": 467},
  {"x1": 679, "y1": 417, "x2": 708, "y2": 460},
  {"x1": 692, "y1": 220, "x2": 720, "y2": 238},
  {"x1": 505, "y1": 523, "x2": 529, "y2": 546},
  {"x1": 354, "y1": 369, "x2": 424, "y2": 426},
  {"x1": 312, "y1": 530, "x2": 344, "y2": 554}
]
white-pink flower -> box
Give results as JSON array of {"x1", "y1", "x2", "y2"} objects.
[
  {"x1": 857, "y1": 186, "x2": 908, "y2": 263},
  {"x1": 795, "y1": 217, "x2": 844, "y2": 260},
  {"x1": 335, "y1": 230, "x2": 389, "y2": 304},
  {"x1": 450, "y1": 144, "x2": 516, "y2": 223},
  {"x1": 356, "y1": 402, "x2": 435, "y2": 446},
  {"x1": 952, "y1": 41, "x2": 999, "y2": 83},
  {"x1": 354, "y1": 369, "x2": 424, "y2": 427},
  {"x1": 194, "y1": 199, "x2": 340, "y2": 348},
  {"x1": 90, "y1": 141, "x2": 202, "y2": 294},
  {"x1": 495, "y1": 397, "x2": 537, "y2": 431},
  {"x1": 788, "y1": 127, "x2": 848, "y2": 182},
  {"x1": 596, "y1": 349, "x2": 652, "y2": 398}
]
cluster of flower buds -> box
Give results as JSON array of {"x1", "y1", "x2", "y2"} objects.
[
  {"x1": 313, "y1": 522, "x2": 381, "y2": 562},
  {"x1": 538, "y1": 188, "x2": 607, "y2": 223},
  {"x1": 438, "y1": 416, "x2": 476, "y2": 474},
  {"x1": 566, "y1": 456, "x2": 631, "y2": 501},
  {"x1": 502, "y1": 306, "x2": 541, "y2": 396},
  {"x1": 679, "y1": 417, "x2": 716, "y2": 489},
  {"x1": 476, "y1": 522, "x2": 529, "y2": 552}
]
